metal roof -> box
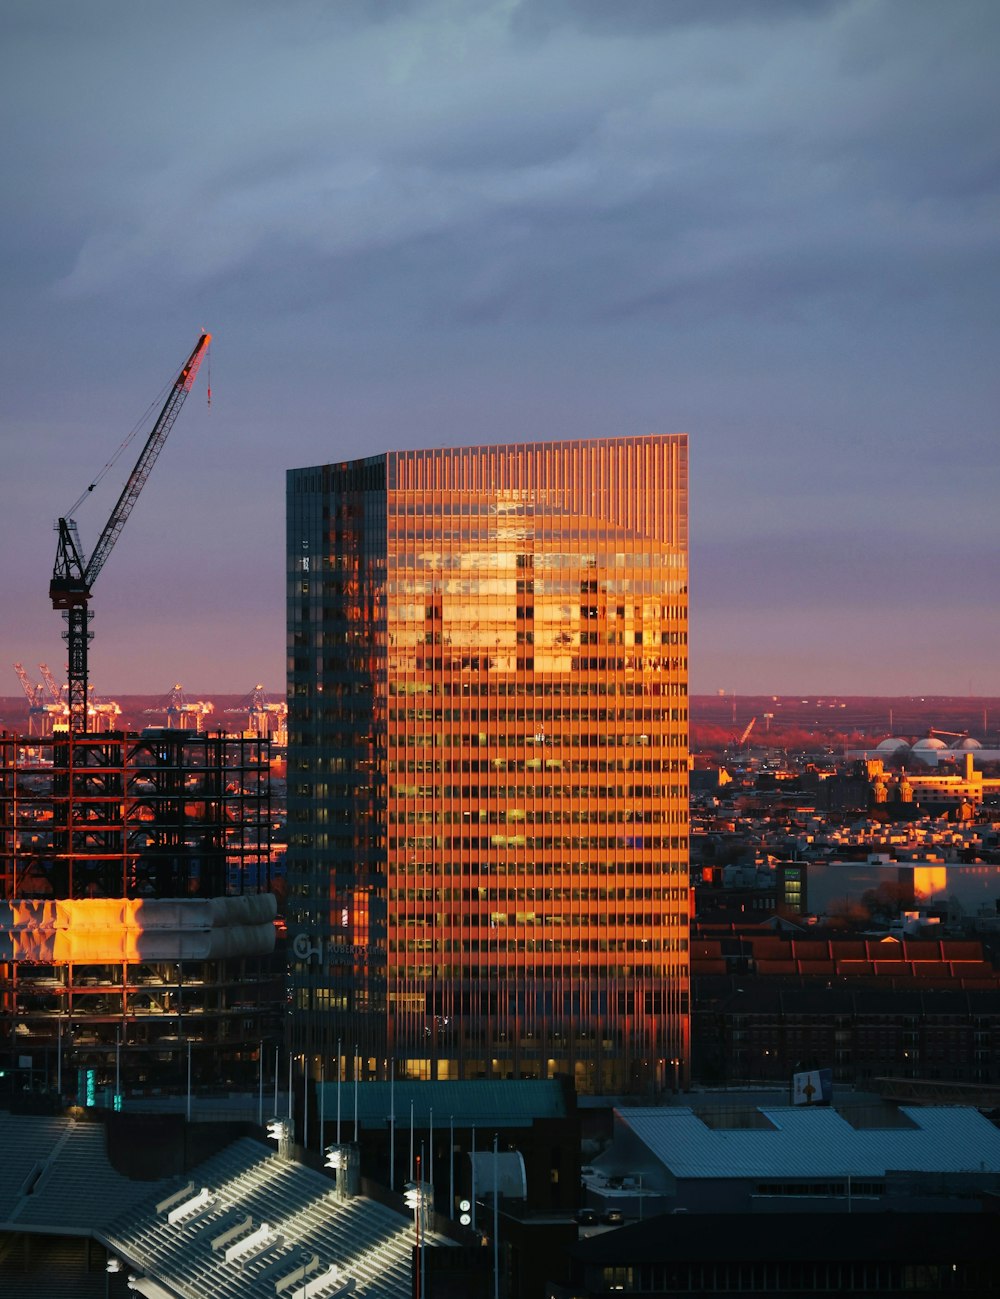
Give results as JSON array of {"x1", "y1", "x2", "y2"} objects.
[
  {"x1": 105, "y1": 1137, "x2": 444, "y2": 1299},
  {"x1": 0, "y1": 1112, "x2": 446, "y2": 1299},
  {"x1": 619, "y1": 1105, "x2": 1000, "y2": 1181},
  {"x1": 0, "y1": 1112, "x2": 168, "y2": 1233}
]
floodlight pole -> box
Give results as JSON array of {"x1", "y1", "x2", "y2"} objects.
[
  {"x1": 258, "y1": 1039, "x2": 264, "y2": 1126},
  {"x1": 470, "y1": 1127, "x2": 476, "y2": 1232},
  {"x1": 389, "y1": 1059, "x2": 396, "y2": 1191},
  {"x1": 105, "y1": 1256, "x2": 121, "y2": 1299},
  {"x1": 303, "y1": 1056, "x2": 309, "y2": 1151},
  {"x1": 493, "y1": 1133, "x2": 500, "y2": 1299},
  {"x1": 414, "y1": 1151, "x2": 423, "y2": 1299}
]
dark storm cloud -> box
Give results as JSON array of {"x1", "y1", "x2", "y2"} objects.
[
  {"x1": 5, "y1": 0, "x2": 995, "y2": 334},
  {"x1": 509, "y1": 0, "x2": 849, "y2": 39}
]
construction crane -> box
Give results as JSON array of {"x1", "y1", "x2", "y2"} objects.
[{"x1": 49, "y1": 333, "x2": 211, "y2": 732}]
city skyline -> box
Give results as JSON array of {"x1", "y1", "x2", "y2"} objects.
[{"x1": 1, "y1": 1, "x2": 998, "y2": 697}]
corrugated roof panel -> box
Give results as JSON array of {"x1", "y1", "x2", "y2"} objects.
[
  {"x1": 619, "y1": 1105, "x2": 1000, "y2": 1181},
  {"x1": 105, "y1": 1136, "x2": 446, "y2": 1299}
]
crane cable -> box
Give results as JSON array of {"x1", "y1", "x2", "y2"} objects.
[{"x1": 65, "y1": 379, "x2": 173, "y2": 519}]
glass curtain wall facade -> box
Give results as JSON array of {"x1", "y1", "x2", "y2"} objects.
[{"x1": 287, "y1": 436, "x2": 689, "y2": 1094}]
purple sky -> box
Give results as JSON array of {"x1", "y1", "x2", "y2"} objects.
[{"x1": 1, "y1": 0, "x2": 997, "y2": 699}]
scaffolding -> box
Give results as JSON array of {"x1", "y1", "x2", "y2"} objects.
[{"x1": 0, "y1": 729, "x2": 281, "y2": 1098}]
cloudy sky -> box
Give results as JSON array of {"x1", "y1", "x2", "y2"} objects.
[{"x1": 1, "y1": 0, "x2": 997, "y2": 699}]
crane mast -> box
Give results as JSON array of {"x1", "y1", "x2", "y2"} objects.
[{"x1": 49, "y1": 332, "x2": 211, "y2": 732}]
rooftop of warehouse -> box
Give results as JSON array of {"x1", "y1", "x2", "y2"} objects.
[{"x1": 615, "y1": 1104, "x2": 1000, "y2": 1181}]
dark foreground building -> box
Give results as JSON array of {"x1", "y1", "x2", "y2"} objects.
[{"x1": 551, "y1": 1212, "x2": 1000, "y2": 1297}]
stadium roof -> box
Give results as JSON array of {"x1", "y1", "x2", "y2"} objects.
[
  {"x1": 0, "y1": 1111, "x2": 165, "y2": 1234},
  {"x1": 0, "y1": 1112, "x2": 444, "y2": 1299},
  {"x1": 106, "y1": 1137, "x2": 441, "y2": 1299}
]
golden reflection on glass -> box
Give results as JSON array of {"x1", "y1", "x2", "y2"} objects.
[{"x1": 287, "y1": 436, "x2": 689, "y2": 1093}]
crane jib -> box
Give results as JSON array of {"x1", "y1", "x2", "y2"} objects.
[{"x1": 48, "y1": 332, "x2": 211, "y2": 732}]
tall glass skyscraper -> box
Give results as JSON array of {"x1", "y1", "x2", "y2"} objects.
[{"x1": 287, "y1": 436, "x2": 689, "y2": 1094}]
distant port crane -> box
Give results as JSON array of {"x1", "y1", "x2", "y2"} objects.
[
  {"x1": 12, "y1": 662, "x2": 46, "y2": 735},
  {"x1": 12, "y1": 663, "x2": 69, "y2": 735},
  {"x1": 49, "y1": 333, "x2": 211, "y2": 732},
  {"x1": 41, "y1": 660, "x2": 120, "y2": 730},
  {"x1": 225, "y1": 684, "x2": 288, "y2": 739},
  {"x1": 144, "y1": 684, "x2": 214, "y2": 732},
  {"x1": 731, "y1": 716, "x2": 756, "y2": 750},
  {"x1": 38, "y1": 662, "x2": 65, "y2": 705}
]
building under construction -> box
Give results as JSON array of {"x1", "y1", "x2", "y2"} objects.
[
  {"x1": 0, "y1": 727, "x2": 280, "y2": 1104},
  {"x1": 0, "y1": 334, "x2": 282, "y2": 1105}
]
